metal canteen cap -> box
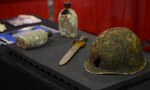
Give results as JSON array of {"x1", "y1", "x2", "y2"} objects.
[{"x1": 84, "y1": 27, "x2": 147, "y2": 75}]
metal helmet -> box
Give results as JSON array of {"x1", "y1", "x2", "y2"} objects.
[{"x1": 84, "y1": 27, "x2": 146, "y2": 75}]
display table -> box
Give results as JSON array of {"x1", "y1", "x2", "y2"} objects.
[{"x1": 0, "y1": 17, "x2": 150, "y2": 90}]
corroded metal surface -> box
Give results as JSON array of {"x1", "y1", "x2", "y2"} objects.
[
  {"x1": 16, "y1": 30, "x2": 48, "y2": 49},
  {"x1": 58, "y1": 2, "x2": 78, "y2": 38},
  {"x1": 85, "y1": 27, "x2": 147, "y2": 75}
]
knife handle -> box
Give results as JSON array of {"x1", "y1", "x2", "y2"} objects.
[
  {"x1": 79, "y1": 35, "x2": 88, "y2": 41},
  {"x1": 72, "y1": 36, "x2": 88, "y2": 47}
]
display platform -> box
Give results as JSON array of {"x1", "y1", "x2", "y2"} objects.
[{"x1": 5, "y1": 29, "x2": 150, "y2": 90}]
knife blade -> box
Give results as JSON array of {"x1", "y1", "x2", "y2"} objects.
[{"x1": 59, "y1": 35, "x2": 88, "y2": 66}]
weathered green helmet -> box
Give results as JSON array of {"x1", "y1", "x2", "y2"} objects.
[{"x1": 84, "y1": 27, "x2": 146, "y2": 75}]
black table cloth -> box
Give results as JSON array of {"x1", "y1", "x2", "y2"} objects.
[{"x1": 0, "y1": 16, "x2": 150, "y2": 90}]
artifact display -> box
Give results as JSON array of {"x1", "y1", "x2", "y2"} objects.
[
  {"x1": 59, "y1": 35, "x2": 88, "y2": 65},
  {"x1": 84, "y1": 27, "x2": 147, "y2": 75},
  {"x1": 58, "y1": 2, "x2": 78, "y2": 38},
  {"x1": 16, "y1": 30, "x2": 51, "y2": 49},
  {"x1": 6, "y1": 24, "x2": 150, "y2": 90}
]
